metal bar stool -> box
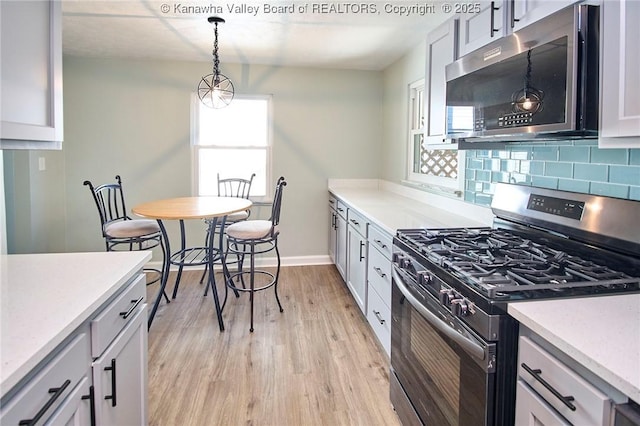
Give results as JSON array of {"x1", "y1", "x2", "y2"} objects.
[
  {"x1": 199, "y1": 173, "x2": 255, "y2": 294},
  {"x1": 222, "y1": 177, "x2": 286, "y2": 332},
  {"x1": 83, "y1": 175, "x2": 169, "y2": 305}
]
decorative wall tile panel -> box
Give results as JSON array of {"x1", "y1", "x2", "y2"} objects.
[{"x1": 464, "y1": 142, "x2": 640, "y2": 203}]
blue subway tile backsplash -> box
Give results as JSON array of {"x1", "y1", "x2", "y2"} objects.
[{"x1": 464, "y1": 141, "x2": 640, "y2": 204}]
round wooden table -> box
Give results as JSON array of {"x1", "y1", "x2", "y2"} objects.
[{"x1": 133, "y1": 196, "x2": 253, "y2": 330}]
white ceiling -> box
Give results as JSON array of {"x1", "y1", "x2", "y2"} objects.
[{"x1": 62, "y1": 0, "x2": 450, "y2": 70}]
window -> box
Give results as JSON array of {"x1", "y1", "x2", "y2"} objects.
[
  {"x1": 406, "y1": 80, "x2": 464, "y2": 194},
  {"x1": 192, "y1": 95, "x2": 272, "y2": 201}
]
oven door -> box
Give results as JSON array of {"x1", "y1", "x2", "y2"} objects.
[{"x1": 390, "y1": 266, "x2": 496, "y2": 426}]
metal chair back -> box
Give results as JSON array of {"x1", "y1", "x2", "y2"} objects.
[
  {"x1": 83, "y1": 175, "x2": 130, "y2": 237},
  {"x1": 217, "y1": 173, "x2": 255, "y2": 199},
  {"x1": 269, "y1": 177, "x2": 287, "y2": 234}
]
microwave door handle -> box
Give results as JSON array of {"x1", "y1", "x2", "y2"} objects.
[{"x1": 392, "y1": 267, "x2": 486, "y2": 361}]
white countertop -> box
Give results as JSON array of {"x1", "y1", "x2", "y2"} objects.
[
  {"x1": 0, "y1": 251, "x2": 150, "y2": 397},
  {"x1": 328, "y1": 179, "x2": 493, "y2": 234},
  {"x1": 509, "y1": 294, "x2": 640, "y2": 402}
]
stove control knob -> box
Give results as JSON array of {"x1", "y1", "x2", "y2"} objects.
[
  {"x1": 439, "y1": 289, "x2": 453, "y2": 306},
  {"x1": 418, "y1": 272, "x2": 432, "y2": 286},
  {"x1": 392, "y1": 253, "x2": 404, "y2": 264},
  {"x1": 401, "y1": 258, "x2": 412, "y2": 269},
  {"x1": 451, "y1": 298, "x2": 474, "y2": 317}
]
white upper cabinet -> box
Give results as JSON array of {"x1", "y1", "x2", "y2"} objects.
[
  {"x1": 512, "y1": 0, "x2": 578, "y2": 32},
  {"x1": 458, "y1": 0, "x2": 578, "y2": 56},
  {"x1": 424, "y1": 18, "x2": 459, "y2": 144},
  {"x1": 458, "y1": 1, "x2": 505, "y2": 57},
  {"x1": 598, "y1": 0, "x2": 640, "y2": 148},
  {"x1": 0, "y1": 0, "x2": 63, "y2": 150}
]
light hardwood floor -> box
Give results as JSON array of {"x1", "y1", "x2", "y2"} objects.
[{"x1": 147, "y1": 265, "x2": 401, "y2": 426}]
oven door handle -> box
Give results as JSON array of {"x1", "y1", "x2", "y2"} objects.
[{"x1": 392, "y1": 267, "x2": 487, "y2": 362}]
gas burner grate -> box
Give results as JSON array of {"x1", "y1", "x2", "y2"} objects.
[{"x1": 396, "y1": 226, "x2": 640, "y2": 299}]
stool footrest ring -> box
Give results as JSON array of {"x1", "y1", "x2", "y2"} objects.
[{"x1": 227, "y1": 270, "x2": 276, "y2": 292}]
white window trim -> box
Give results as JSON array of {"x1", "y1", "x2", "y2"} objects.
[
  {"x1": 190, "y1": 94, "x2": 274, "y2": 203},
  {"x1": 405, "y1": 79, "x2": 465, "y2": 196}
]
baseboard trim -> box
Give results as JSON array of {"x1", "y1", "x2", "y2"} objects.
[{"x1": 146, "y1": 255, "x2": 333, "y2": 272}]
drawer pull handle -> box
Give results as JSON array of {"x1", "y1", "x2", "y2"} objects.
[
  {"x1": 373, "y1": 310, "x2": 385, "y2": 325},
  {"x1": 337, "y1": 207, "x2": 344, "y2": 212},
  {"x1": 374, "y1": 267, "x2": 386, "y2": 278},
  {"x1": 18, "y1": 379, "x2": 71, "y2": 425},
  {"x1": 81, "y1": 385, "x2": 97, "y2": 426},
  {"x1": 374, "y1": 239, "x2": 387, "y2": 249},
  {"x1": 120, "y1": 297, "x2": 143, "y2": 319},
  {"x1": 359, "y1": 241, "x2": 366, "y2": 261},
  {"x1": 104, "y1": 358, "x2": 118, "y2": 407},
  {"x1": 350, "y1": 219, "x2": 359, "y2": 226},
  {"x1": 521, "y1": 363, "x2": 577, "y2": 411}
]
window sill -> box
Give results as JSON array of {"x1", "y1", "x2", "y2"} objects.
[{"x1": 400, "y1": 180, "x2": 463, "y2": 199}]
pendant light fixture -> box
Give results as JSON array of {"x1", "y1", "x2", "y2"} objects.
[
  {"x1": 511, "y1": 49, "x2": 544, "y2": 114},
  {"x1": 198, "y1": 16, "x2": 234, "y2": 108}
]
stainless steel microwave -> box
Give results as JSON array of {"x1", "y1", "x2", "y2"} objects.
[{"x1": 445, "y1": 4, "x2": 600, "y2": 148}]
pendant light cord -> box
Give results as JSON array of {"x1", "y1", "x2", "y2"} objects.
[{"x1": 213, "y1": 22, "x2": 220, "y2": 78}]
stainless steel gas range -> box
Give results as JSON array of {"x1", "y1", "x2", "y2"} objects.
[{"x1": 390, "y1": 183, "x2": 640, "y2": 426}]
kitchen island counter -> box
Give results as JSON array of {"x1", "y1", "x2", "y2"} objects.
[
  {"x1": 0, "y1": 251, "x2": 150, "y2": 398},
  {"x1": 509, "y1": 294, "x2": 640, "y2": 403}
]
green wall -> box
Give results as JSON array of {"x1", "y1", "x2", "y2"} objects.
[{"x1": 4, "y1": 56, "x2": 384, "y2": 260}]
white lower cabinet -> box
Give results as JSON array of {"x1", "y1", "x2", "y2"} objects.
[
  {"x1": 0, "y1": 272, "x2": 148, "y2": 426},
  {"x1": 46, "y1": 376, "x2": 94, "y2": 426},
  {"x1": 366, "y1": 225, "x2": 393, "y2": 357},
  {"x1": 93, "y1": 308, "x2": 147, "y2": 426},
  {"x1": 0, "y1": 333, "x2": 92, "y2": 425},
  {"x1": 347, "y1": 208, "x2": 368, "y2": 315},
  {"x1": 329, "y1": 196, "x2": 347, "y2": 281},
  {"x1": 515, "y1": 334, "x2": 620, "y2": 426},
  {"x1": 515, "y1": 380, "x2": 570, "y2": 426}
]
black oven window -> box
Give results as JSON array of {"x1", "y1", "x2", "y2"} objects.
[{"x1": 393, "y1": 281, "x2": 492, "y2": 426}]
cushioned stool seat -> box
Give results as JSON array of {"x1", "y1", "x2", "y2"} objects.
[
  {"x1": 105, "y1": 219, "x2": 161, "y2": 239},
  {"x1": 226, "y1": 220, "x2": 273, "y2": 240}
]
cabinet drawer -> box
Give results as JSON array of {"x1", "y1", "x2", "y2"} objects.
[
  {"x1": 368, "y1": 246, "x2": 391, "y2": 305},
  {"x1": 1, "y1": 333, "x2": 91, "y2": 425},
  {"x1": 347, "y1": 208, "x2": 368, "y2": 237},
  {"x1": 367, "y1": 288, "x2": 391, "y2": 357},
  {"x1": 91, "y1": 273, "x2": 146, "y2": 358},
  {"x1": 328, "y1": 195, "x2": 337, "y2": 210},
  {"x1": 518, "y1": 336, "x2": 612, "y2": 425},
  {"x1": 368, "y1": 225, "x2": 392, "y2": 260},
  {"x1": 335, "y1": 200, "x2": 347, "y2": 219}
]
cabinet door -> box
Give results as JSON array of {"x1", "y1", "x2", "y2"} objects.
[
  {"x1": 45, "y1": 377, "x2": 94, "y2": 426},
  {"x1": 0, "y1": 0, "x2": 63, "y2": 147},
  {"x1": 515, "y1": 380, "x2": 570, "y2": 426},
  {"x1": 328, "y1": 209, "x2": 337, "y2": 264},
  {"x1": 425, "y1": 18, "x2": 458, "y2": 144},
  {"x1": 599, "y1": 0, "x2": 640, "y2": 147},
  {"x1": 347, "y1": 226, "x2": 367, "y2": 315},
  {"x1": 458, "y1": 0, "x2": 505, "y2": 56},
  {"x1": 93, "y1": 307, "x2": 148, "y2": 426},
  {"x1": 336, "y1": 214, "x2": 347, "y2": 281},
  {"x1": 512, "y1": 0, "x2": 577, "y2": 32}
]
